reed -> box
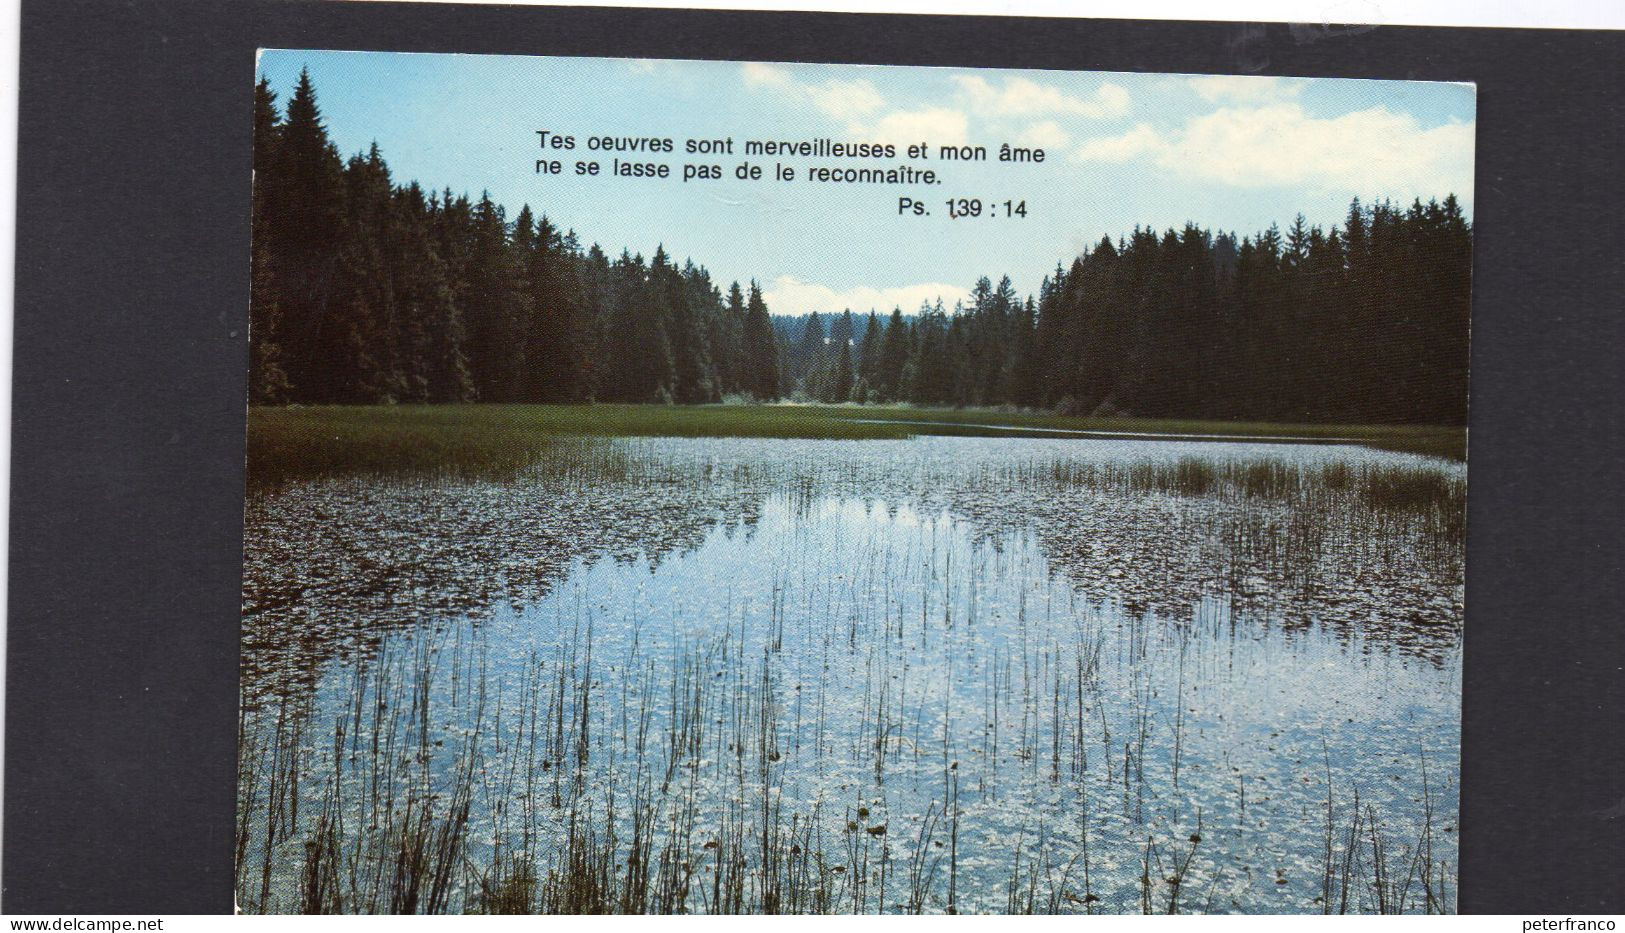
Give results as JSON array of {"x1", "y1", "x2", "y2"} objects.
[
  {"x1": 247, "y1": 404, "x2": 1466, "y2": 487},
  {"x1": 238, "y1": 431, "x2": 1462, "y2": 914}
]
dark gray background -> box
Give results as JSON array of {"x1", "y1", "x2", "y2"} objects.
[{"x1": 7, "y1": 0, "x2": 1623, "y2": 914}]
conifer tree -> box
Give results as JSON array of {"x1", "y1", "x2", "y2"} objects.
[
  {"x1": 877, "y1": 308, "x2": 909, "y2": 402},
  {"x1": 742, "y1": 281, "x2": 779, "y2": 400},
  {"x1": 250, "y1": 69, "x2": 1473, "y2": 426},
  {"x1": 856, "y1": 312, "x2": 884, "y2": 401}
]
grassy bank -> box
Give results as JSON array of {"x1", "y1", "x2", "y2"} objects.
[{"x1": 246, "y1": 404, "x2": 1466, "y2": 485}]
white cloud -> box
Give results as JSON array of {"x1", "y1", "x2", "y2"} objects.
[
  {"x1": 864, "y1": 107, "x2": 968, "y2": 147},
  {"x1": 808, "y1": 78, "x2": 885, "y2": 121},
  {"x1": 741, "y1": 62, "x2": 792, "y2": 90},
  {"x1": 742, "y1": 64, "x2": 911, "y2": 140},
  {"x1": 1186, "y1": 75, "x2": 1307, "y2": 102},
  {"x1": 740, "y1": 66, "x2": 1126, "y2": 157},
  {"x1": 1074, "y1": 104, "x2": 1474, "y2": 197},
  {"x1": 1074, "y1": 122, "x2": 1161, "y2": 161},
  {"x1": 953, "y1": 75, "x2": 1131, "y2": 119},
  {"x1": 741, "y1": 65, "x2": 883, "y2": 120},
  {"x1": 764, "y1": 276, "x2": 972, "y2": 316},
  {"x1": 1015, "y1": 120, "x2": 1070, "y2": 150}
]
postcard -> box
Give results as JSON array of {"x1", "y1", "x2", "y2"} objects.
[{"x1": 239, "y1": 49, "x2": 1472, "y2": 914}]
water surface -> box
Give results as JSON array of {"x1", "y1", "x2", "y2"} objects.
[{"x1": 239, "y1": 437, "x2": 1462, "y2": 914}]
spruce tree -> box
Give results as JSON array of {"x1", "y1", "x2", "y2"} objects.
[
  {"x1": 253, "y1": 67, "x2": 1471, "y2": 425},
  {"x1": 742, "y1": 281, "x2": 779, "y2": 400},
  {"x1": 856, "y1": 311, "x2": 884, "y2": 400},
  {"x1": 877, "y1": 308, "x2": 909, "y2": 402}
]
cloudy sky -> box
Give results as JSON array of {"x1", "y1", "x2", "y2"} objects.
[{"x1": 257, "y1": 50, "x2": 1475, "y2": 315}]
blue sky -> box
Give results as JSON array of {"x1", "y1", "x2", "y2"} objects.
[{"x1": 257, "y1": 50, "x2": 1475, "y2": 315}]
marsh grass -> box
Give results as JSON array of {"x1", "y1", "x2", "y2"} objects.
[
  {"x1": 246, "y1": 404, "x2": 1465, "y2": 487},
  {"x1": 247, "y1": 405, "x2": 910, "y2": 487},
  {"x1": 239, "y1": 430, "x2": 1463, "y2": 914},
  {"x1": 239, "y1": 605, "x2": 1454, "y2": 914},
  {"x1": 239, "y1": 493, "x2": 1459, "y2": 913},
  {"x1": 1041, "y1": 456, "x2": 1463, "y2": 512},
  {"x1": 1317, "y1": 761, "x2": 1453, "y2": 915}
]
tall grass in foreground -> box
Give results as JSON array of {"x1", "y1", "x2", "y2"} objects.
[
  {"x1": 240, "y1": 430, "x2": 1463, "y2": 913},
  {"x1": 239, "y1": 559, "x2": 1456, "y2": 914},
  {"x1": 1318, "y1": 747, "x2": 1454, "y2": 914}
]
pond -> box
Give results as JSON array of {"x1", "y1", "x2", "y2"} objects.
[{"x1": 237, "y1": 436, "x2": 1463, "y2": 914}]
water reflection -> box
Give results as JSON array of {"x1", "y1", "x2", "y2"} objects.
[{"x1": 238, "y1": 437, "x2": 1462, "y2": 913}]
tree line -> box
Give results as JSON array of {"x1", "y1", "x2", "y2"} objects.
[
  {"x1": 253, "y1": 70, "x2": 1471, "y2": 425},
  {"x1": 253, "y1": 70, "x2": 778, "y2": 407}
]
